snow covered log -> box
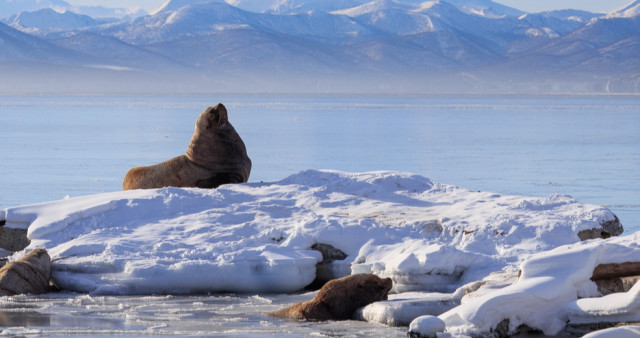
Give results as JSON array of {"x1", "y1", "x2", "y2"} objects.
[{"x1": 415, "y1": 232, "x2": 640, "y2": 337}]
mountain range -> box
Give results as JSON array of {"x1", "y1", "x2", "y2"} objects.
[{"x1": 0, "y1": 0, "x2": 638, "y2": 94}]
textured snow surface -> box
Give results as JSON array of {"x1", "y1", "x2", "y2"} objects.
[
  {"x1": 428, "y1": 232, "x2": 640, "y2": 336},
  {"x1": 2, "y1": 170, "x2": 617, "y2": 296}
]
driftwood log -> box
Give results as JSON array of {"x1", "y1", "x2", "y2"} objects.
[{"x1": 591, "y1": 262, "x2": 640, "y2": 295}]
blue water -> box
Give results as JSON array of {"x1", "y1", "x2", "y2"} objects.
[
  {"x1": 1, "y1": 94, "x2": 638, "y2": 233},
  {"x1": 0, "y1": 94, "x2": 639, "y2": 335}
]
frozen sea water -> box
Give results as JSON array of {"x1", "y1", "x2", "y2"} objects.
[{"x1": 0, "y1": 292, "x2": 405, "y2": 336}]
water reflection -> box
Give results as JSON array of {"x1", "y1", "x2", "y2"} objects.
[
  {"x1": 0, "y1": 293, "x2": 407, "y2": 336},
  {"x1": 0, "y1": 310, "x2": 50, "y2": 327}
]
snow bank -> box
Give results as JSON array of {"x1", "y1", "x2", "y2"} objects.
[
  {"x1": 416, "y1": 232, "x2": 640, "y2": 336},
  {"x1": 584, "y1": 325, "x2": 640, "y2": 338},
  {"x1": 1, "y1": 170, "x2": 618, "y2": 296}
]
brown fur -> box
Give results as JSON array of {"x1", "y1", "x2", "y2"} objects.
[
  {"x1": 268, "y1": 274, "x2": 392, "y2": 321},
  {"x1": 123, "y1": 104, "x2": 251, "y2": 190},
  {"x1": 0, "y1": 248, "x2": 51, "y2": 296}
]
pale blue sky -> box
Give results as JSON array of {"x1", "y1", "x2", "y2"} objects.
[{"x1": 65, "y1": 0, "x2": 635, "y2": 14}]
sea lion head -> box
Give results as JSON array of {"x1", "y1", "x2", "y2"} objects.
[
  {"x1": 186, "y1": 104, "x2": 251, "y2": 183},
  {"x1": 316, "y1": 274, "x2": 392, "y2": 319},
  {"x1": 195, "y1": 103, "x2": 229, "y2": 131}
]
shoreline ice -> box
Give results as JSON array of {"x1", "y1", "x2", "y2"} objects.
[{"x1": 0, "y1": 170, "x2": 631, "y2": 335}]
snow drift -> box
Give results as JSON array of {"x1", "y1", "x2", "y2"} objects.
[{"x1": 1, "y1": 170, "x2": 619, "y2": 296}]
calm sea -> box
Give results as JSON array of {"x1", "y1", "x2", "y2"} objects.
[
  {"x1": 2, "y1": 94, "x2": 638, "y2": 233},
  {"x1": 0, "y1": 94, "x2": 638, "y2": 335}
]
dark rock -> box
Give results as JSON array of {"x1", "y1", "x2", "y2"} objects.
[
  {"x1": 0, "y1": 227, "x2": 30, "y2": 252},
  {"x1": 601, "y1": 215, "x2": 624, "y2": 236},
  {"x1": 0, "y1": 248, "x2": 51, "y2": 296},
  {"x1": 311, "y1": 243, "x2": 347, "y2": 263},
  {"x1": 594, "y1": 276, "x2": 640, "y2": 296},
  {"x1": 490, "y1": 319, "x2": 544, "y2": 338},
  {"x1": 578, "y1": 215, "x2": 623, "y2": 241},
  {"x1": 268, "y1": 274, "x2": 392, "y2": 321},
  {"x1": 308, "y1": 243, "x2": 349, "y2": 290}
]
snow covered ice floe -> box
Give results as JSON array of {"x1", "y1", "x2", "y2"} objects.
[
  {"x1": 0, "y1": 170, "x2": 619, "y2": 298},
  {"x1": 407, "y1": 232, "x2": 640, "y2": 337}
]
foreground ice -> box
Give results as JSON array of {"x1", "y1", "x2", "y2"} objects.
[
  {"x1": 426, "y1": 232, "x2": 640, "y2": 336},
  {"x1": 0, "y1": 170, "x2": 626, "y2": 334},
  {"x1": 0, "y1": 292, "x2": 406, "y2": 336},
  {"x1": 2, "y1": 170, "x2": 616, "y2": 294}
]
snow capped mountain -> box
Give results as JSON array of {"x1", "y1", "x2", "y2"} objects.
[
  {"x1": 270, "y1": 0, "x2": 367, "y2": 14},
  {"x1": 607, "y1": 0, "x2": 640, "y2": 18},
  {"x1": 108, "y1": 0, "x2": 377, "y2": 45},
  {"x1": 399, "y1": 0, "x2": 523, "y2": 18},
  {"x1": 227, "y1": 0, "x2": 280, "y2": 13},
  {"x1": 0, "y1": 0, "x2": 638, "y2": 93},
  {"x1": 0, "y1": 0, "x2": 145, "y2": 20},
  {"x1": 333, "y1": 0, "x2": 435, "y2": 36},
  {"x1": 0, "y1": 20, "x2": 79, "y2": 62},
  {"x1": 536, "y1": 9, "x2": 600, "y2": 23},
  {"x1": 151, "y1": 0, "x2": 216, "y2": 14},
  {"x1": 68, "y1": 5, "x2": 147, "y2": 19},
  {"x1": 51, "y1": 32, "x2": 187, "y2": 70},
  {"x1": 0, "y1": 0, "x2": 70, "y2": 18},
  {"x1": 3, "y1": 8, "x2": 100, "y2": 34}
]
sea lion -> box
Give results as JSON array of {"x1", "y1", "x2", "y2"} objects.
[
  {"x1": 0, "y1": 248, "x2": 51, "y2": 296},
  {"x1": 123, "y1": 104, "x2": 251, "y2": 190},
  {"x1": 268, "y1": 274, "x2": 392, "y2": 321}
]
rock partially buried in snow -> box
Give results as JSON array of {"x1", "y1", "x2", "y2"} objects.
[
  {"x1": 578, "y1": 215, "x2": 623, "y2": 240},
  {"x1": 309, "y1": 242, "x2": 349, "y2": 288},
  {"x1": 268, "y1": 274, "x2": 392, "y2": 320},
  {"x1": 407, "y1": 315, "x2": 446, "y2": 338},
  {"x1": 0, "y1": 248, "x2": 51, "y2": 296}
]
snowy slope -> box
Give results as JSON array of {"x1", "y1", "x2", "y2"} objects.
[
  {"x1": 1, "y1": 170, "x2": 619, "y2": 295},
  {"x1": 409, "y1": 232, "x2": 640, "y2": 336},
  {"x1": 0, "y1": 21, "x2": 82, "y2": 62},
  {"x1": 511, "y1": 14, "x2": 640, "y2": 77},
  {"x1": 106, "y1": 1, "x2": 376, "y2": 45},
  {"x1": 334, "y1": 0, "x2": 437, "y2": 35},
  {"x1": 0, "y1": 0, "x2": 69, "y2": 18},
  {"x1": 607, "y1": 0, "x2": 640, "y2": 18},
  {"x1": 50, "y1": 32, "x2": 189, "y2": 71},
  {"x1": 271, "y1": 0, "x2": 368, "y2": 14},
  {"x1": 1, "y1": 0, "x2": 638, "y2": 93},
  {"x1": 3, "y1": 8, "x2": 99, "y2": 34},
  {"x1": 403, "y1": 0, "x2": 524, "y2": 18}
]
